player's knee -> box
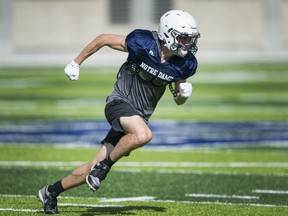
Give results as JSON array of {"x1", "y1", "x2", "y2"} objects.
[{"x1": 134, "y1": 129, "x2": 152, "y2": 148}]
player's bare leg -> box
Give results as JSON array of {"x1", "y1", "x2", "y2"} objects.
[
  {"x1": 38, "y1": 143, "x2": 114, "y2": 214},
  {"x1": 86, "y1": 115, "x2": 152, "y2": 191},
  {"x1": 110, "y1": 115, "x2": 152, "y2": 161},
  {"x1": 61, "y1": 143, "x2": 114, "y2": 190}
]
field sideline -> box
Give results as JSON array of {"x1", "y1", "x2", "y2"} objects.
[{"x1": 0, "y1": 63, "x2": 287, "y2": 215}]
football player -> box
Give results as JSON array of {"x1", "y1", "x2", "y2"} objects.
[{"x1": 38, "y1": 10, "x2": 200, "y2": 214}]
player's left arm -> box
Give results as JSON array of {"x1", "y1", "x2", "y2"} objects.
[{"x1": 173, "y1": 80, "x2": 193, "y2": 105}]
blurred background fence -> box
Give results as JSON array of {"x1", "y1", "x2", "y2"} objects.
[{"x1": 0, "y1": 0, "x2": 287, "y2": 67}]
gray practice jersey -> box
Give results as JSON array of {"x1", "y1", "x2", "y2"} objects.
[
  {"x1": 105, "y1": 29, "x2": 198, "y2": 122},
  {"x1": 106, "y1": 62, "x2": 166, "y2": 121}
]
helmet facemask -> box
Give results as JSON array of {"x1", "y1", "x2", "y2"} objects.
[{"x1": 169, "y1": 29, "x2": 200, "y2": 57}]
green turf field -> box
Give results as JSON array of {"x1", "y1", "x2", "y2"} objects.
[
  {"x1": 0, "y1": 62, "x2": 287, "y2": 121},
  {"x1": 0, "y1": 145, "x2": 288, "y2": 215},
  {"x1": 0, "y1": 63, "x2": 288, "y2": 215}
]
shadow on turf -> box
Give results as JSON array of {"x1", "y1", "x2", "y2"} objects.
[{"x1": 63, "y1": 206, "x2": 166, "y2": 215}]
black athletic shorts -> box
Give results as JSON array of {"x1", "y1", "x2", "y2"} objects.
[{"x1": 101, "y1": 99, "x2": 140, "y2": 147}]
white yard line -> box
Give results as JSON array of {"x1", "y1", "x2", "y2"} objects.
[
  {"x1": 1, "y1": 201, "x2": 287, "y2": 214},
  {"x1": 114, "y1": 168, "x2": 288, "y2": 177},
  {"x1": 1, "y1": 194, "x2": 154, "y2": 202},
  {"x1": 153, "y1": 200, "x2": 288, "y2": 208},
  {"x1": 1, "y1": 161, "x2": 288, "y2": 168},
  {"x1": 0, "y1": 204, "x2": 123, "y2": 214},
  {"x1": 1, "y1": 160, "x2": 288, "y2": 177},
  {"x1": 59, "y1": 203, "x2": 122, "y2": 208},
  {"x1": 99, "y1": 196, "x2": 155, "y2": 202},
  {"x1": 117, "y1": 162, "x2": 288, "y2": 168},
  {"x1": 0, "y1": 208, "x2": 41, "y2": 213},
  {"x1": 0, "y1": 161, "x2": 84, "y2": 167},
  {"x1": 185, "y1": 193, "x2": 259, "y2": 200},
  {"x1": 253, "y1": 190, "x2": 288, "y2": 195},
  {"x1": 1, "y1": 194, "x2": 288, "y2": 213},
  {"x1": 0, "y1": 194, "x2": 36, "y2": 198}
]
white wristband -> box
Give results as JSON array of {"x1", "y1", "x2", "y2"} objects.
[{"x1": 71, "y1": 60, "x2": 80, "y2": 68}]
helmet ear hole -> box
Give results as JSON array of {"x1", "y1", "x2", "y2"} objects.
[{"x1": 164, "y1": 33, "x2": 169, "y2": 40}]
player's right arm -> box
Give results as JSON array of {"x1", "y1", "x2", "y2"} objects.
[
  {"x1": 65, "y1": 34, "x2": 127, "y2": 81},
  {"x1": 75, "y1": 34, "x2": 127, "y2": 65}
]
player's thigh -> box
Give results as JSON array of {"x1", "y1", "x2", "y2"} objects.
[{"x1": 120, "y1": 115, "x2": 152, "y2": 139}]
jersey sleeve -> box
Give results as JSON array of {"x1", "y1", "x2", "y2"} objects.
[
  {"x1": 185, "y1": 58, "x2": 198, "y2": 79},
  {"x1": 125, "y1": 30, "x2": 139, "y2": 59},
  {"x1": 171, "y1": 55, "x2": 198, "y2": 81},
  {"x1": 125, "y1": 29, "x2": 155, "y2": 60}
]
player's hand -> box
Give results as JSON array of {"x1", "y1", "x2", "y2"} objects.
[
  {"x1": 179, "y1": 82, "x2": 193, "y2": 98},
  {"x1": 64, "y1": 60, "x2": 80, "y2": 81}
]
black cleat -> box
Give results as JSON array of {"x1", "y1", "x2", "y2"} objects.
[
  {"x1": 38, "y1": 186, "x2": 59, "y2": 214},
  {"x1": 86, "y1": 162, "x2": 110, "y2": 191}
]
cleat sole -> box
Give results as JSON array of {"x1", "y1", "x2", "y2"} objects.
[{"x1": 85, "y1": 175, "x2": 97, "y2": 192}]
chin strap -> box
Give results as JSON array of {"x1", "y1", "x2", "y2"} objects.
[{"x1": 169, "y1": 83, "x2": 178, "y2": 97}]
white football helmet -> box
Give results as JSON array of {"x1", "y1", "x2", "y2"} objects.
[{"x1": 158, "y1": 10, "x2": 200, "y2": 57}]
